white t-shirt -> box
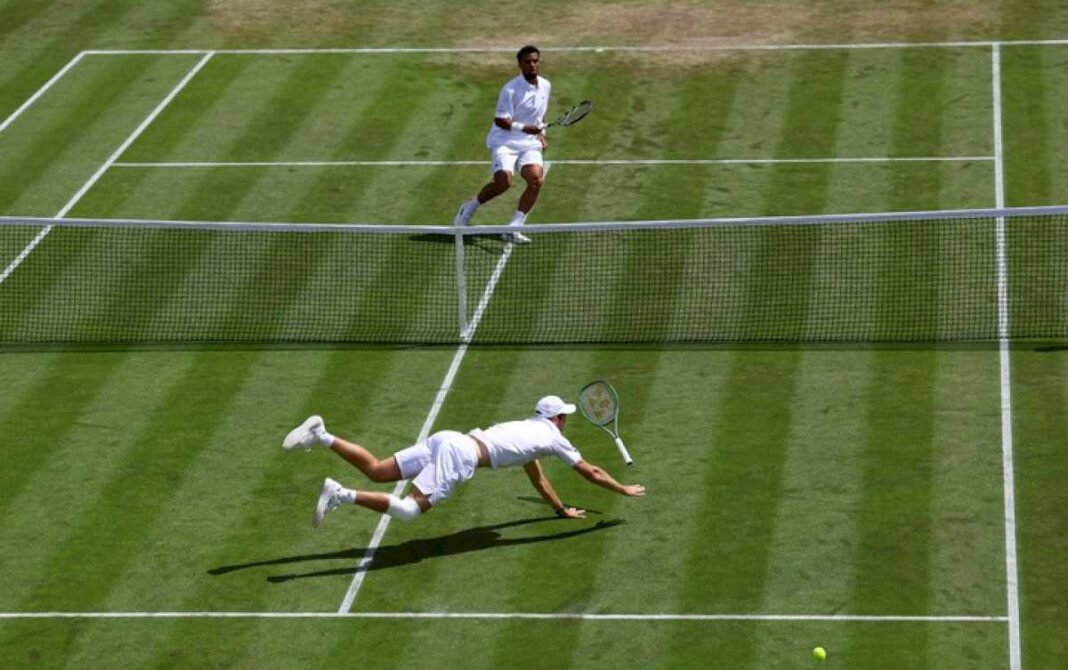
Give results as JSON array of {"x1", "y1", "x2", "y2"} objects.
[
  {"x1": 469, "y1": 416, "x2": 582, "y2": 469},
  {"x1": 486, "y1": 74, "x2": 551, "y2": 151}
]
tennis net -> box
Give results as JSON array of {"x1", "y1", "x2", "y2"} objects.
[{"x1": 0, "y1": 206, "x2": 1065, "y2": 345}]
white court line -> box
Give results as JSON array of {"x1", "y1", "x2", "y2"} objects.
[
  {"x1": 337, "y1": 164, "x2": 552, "y2": 611},
  {"x1": 0, "y1": 52, "x2": 86, "y2": 134},
  {"x1": 991, "y1": 44, "x2": 1022, "y2": 670},
  {"x1": 0, "y1": 53, "x2": 215, "y2": 286},
  {"x1": 337, "y1": 243, "x2": 521, "y2": 613},
  {"x1": 0, "y1": 611, "x2": 1008, "y2": 622},
  {"x1": 112, "y1": 156, "x2": 993, "y2": 169},
  {"x1": 77, "y1": 38, "x2": 1068, "y2": 55}
]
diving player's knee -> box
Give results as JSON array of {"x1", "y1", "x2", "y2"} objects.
[{"x1": 386, "y1": 495, "x2": 422, "y2": 521}]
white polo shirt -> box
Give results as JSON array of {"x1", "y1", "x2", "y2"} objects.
[
  {"x1": 486, "y1": 74, "x2": 551, "y2": 151},
  {"x1": 469, "y1": 416, "x2": 582, "y2": 469}
]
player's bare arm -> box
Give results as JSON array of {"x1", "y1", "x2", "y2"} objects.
[
  {"x1": 523, "y1": 460, "x2": 586, "y2": 518},
  {"x1": 573, "y1": 460, "x2": 646, "y2": 496}
]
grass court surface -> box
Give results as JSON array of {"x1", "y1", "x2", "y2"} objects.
[{"x1": 2, "y1": 2, "x2": 1068, "y2": 668}]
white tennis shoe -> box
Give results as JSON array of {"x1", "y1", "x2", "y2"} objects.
[
  {"x1": 453, "y1": 200, "x2": 478, "y2": 226},
  {"x1": 282, "y1": 415, "x2": 328, "y2": 452},
  {"x1": 313, "y1": 477, "x2": 344, "y2": 529},
  {"x1": 503, "y1": 228, "x2": 532, "y2": 245}
]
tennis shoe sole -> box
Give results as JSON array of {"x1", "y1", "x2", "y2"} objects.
[{"x1": 282, "y1": 415, "x2": 326, "y2": 452}]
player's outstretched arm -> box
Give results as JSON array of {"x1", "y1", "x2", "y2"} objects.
[
  {"x1": 573, "y1": 460, "x2": 645, "y2": 497},
  {"x1": 523, "y1": 460, "x2": 586, "y2": 518}
]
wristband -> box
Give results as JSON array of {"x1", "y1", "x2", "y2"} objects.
[
  {"x1": 555, "y1": 507, "x2": 568, "y2": 518},
  {"x1": 510, "y1": 121, "x2": 525, "y2": 132}
]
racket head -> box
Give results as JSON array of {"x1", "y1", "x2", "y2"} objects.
[
  {"x1": 552, "y1": 99, "x2": 593, "y2": 127},
  {"x1": 577, "y1": 379, "x2": 620, "y2": 428}
]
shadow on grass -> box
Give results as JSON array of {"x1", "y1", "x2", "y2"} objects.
[
  {"x1": 207, "y1": 515, "x2": 624, "y2": 583},
  {"x1": 408, "y1": 232, "x2": 504, "y2": 255}
]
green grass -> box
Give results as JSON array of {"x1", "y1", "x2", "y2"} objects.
[{"x1": 3, "y1": 2, "x2": 1068, "y2": 668}]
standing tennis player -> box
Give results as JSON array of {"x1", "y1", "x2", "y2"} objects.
[
  {"x1": 283, "y1": 395, "x2": 645, "y2": 527},
  {"x1": 452, "y1": 45, "x2": 551, "y2": 244}
]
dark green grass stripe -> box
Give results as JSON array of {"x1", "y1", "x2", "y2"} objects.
[
  {"x1": 1013, "y1": 352, "x2": 1068, "y2": 666},
  {"x1": 0, "y1": 56, "x2": 159, "y2": 212},
  {"x1": 737, "y1": 50, "x2": 850, "y2": 341},
  {"x1": 0, "y1": 353, "x2": 128, "y2": 513},
  {"x1": 140, "y1": 351, "x2": 408, "y2": 669},
  {"x1": 845, "y1": 46, "x2": 948, "y2": 664},
  {"x1": 666, "y1": 49, "x2": 850, "y2": 667},
  {"x1": 598, "y1": 70, "x2": 741, "y2": 342},
  {"x1": 0, "y1": 0, "x2": 137, "y2": 122},
  {"x1": 1002, "y1": 47, "x2": 1051, "y2": 206},
  {"x1": 0, "y1": 0, "x2": 56, "y2": 41},
  {"x1": 0, "y1": 350, "x2": 262, "y2": 660}
]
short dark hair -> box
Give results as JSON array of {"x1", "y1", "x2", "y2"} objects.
[{"x1": 516, "y1": 45, "x2": 540, "y2": 62}]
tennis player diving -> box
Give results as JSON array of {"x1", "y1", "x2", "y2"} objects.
[
  {"x1": 453, "y1": 44, "x2": 551, "y2": 245},
  {"x1": 283, "y1": 395, "x2": 646, "y2": 527}
]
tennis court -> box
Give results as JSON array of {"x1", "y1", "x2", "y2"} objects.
[{"x1": 2, "y1": 17, "x2": 1067, "y2": 668}]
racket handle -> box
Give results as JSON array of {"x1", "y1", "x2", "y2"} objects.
[{"x1": 614, "y1": 437, "x2": 634, "y2": 465}]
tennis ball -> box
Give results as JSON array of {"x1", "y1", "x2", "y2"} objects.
[{"x1": 813, "y1": 646, "x2": 827, "y2": 661}]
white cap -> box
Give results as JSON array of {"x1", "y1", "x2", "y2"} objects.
[{"x1": 535, "y1": 395, "x2": 577, "y2": 418}]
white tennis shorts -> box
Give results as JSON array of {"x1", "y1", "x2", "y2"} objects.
[
  {"x1": 404, "y1": 431, "x2": 479, "y2": 506},
  {"x1": 490, "y1": 142, "x2": 544, "y2": 175}
]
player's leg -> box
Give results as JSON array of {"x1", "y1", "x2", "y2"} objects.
[
  {"x1": 282, "y1": 415, "x2": 419, "y2": 483},
  {"x1": 312, "y1": 472, "x2": 431, "y2": 528},
  {"x1": 515, "y1": 161, "x2": 545, "y2": 219},
  {"x1": 454, "y1": 146, "x2": 518, "y2": 225}
]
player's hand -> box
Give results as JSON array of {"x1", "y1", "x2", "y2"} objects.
[
  {"x1": 538, "y1": 133, "x2": 548, "y2": 149},
  {"x1": 558, "y1": 506, "x2": 587, "y2": 519},
  {"x1": 622, "y1": 484, "x2": 646, "y2": 497}
]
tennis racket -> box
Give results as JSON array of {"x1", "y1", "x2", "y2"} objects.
[
  {"x1": 544, "y1": 100, "x2": 593, "y2": 129},
  {"x1": 578, "y1": 380, "x2": 633, "y2": 465}
]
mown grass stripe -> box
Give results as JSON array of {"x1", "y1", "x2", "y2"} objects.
[
  {"x1": 843, "y1": 43, "x2": 950, "y2": 665},
  {"x1": 0, "y1": 350, "x2": 264, "y2": 660},
  {"x1": 0, "y1": 352, "x2": 195, "y2": 609},
  {"x1": 666, "y1": 48, "x2": 850, "y2": 667}
]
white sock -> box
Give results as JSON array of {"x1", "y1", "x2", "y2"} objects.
[
  {"x1": 510, "y1": 211, "x2": 527, "y2": 226},
  {"x1": 319, "y1": 431, "x2": 336, "y2": 447},
  {"x1": 467, "y1": 197, "x2": 481, "y2": 211},
  {"x1": 337, "y1": 487, "x2": 357, "y2": 504}
]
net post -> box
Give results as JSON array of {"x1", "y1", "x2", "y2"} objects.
[{"x1": 454, "y1": 227, "x2": 469, "y2": 341}]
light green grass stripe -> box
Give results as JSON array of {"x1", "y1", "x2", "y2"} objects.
[
  {"x1": 0, "y1": 353, "x2": 137, "y2": 514},
  {"x1": 1002, "y1": 45, "x2": 1065, "y2": 206},
  {"x1": 926, "y1": 351, "x2": 1006, "y2": 668},
  {"x1": 1012, "y1": 350, "x2": 1068, "y2": 666},
  {"x1": 667, "y1": 48, "x2": 850, "y2": 665},
  {"x1": 750, "y1": 350, "x2": 871, "y2": 666},
  {"x1": 0, "y1": 350, "x2": 265, "y2": 663},
  {"x1": 0, "y1": 352, "x2": 196, "y2": 609},
  {"x1": 60, "y1": 350, "x2": 446, "y2": 668}
]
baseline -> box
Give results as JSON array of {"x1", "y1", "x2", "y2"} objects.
[
  {"x1": 0, "y1": 611, "x2": 1008, "y2": 623},
  {"x1": 112, "y1": 156, "x2": 994, "y2": 168}
]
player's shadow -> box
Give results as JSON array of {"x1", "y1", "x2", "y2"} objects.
[
  {"x1": 207, "y1": 516, "x2": 623, "y2": 583},
  {"x1": 409, "y1": 232, "x2": 503, "y2": 254}
]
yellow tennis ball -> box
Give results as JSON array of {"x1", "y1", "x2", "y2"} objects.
[{"x1": 813, "y1": 646, "x2": 827, "y2": 661}]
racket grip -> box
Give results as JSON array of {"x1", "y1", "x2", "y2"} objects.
[{"x1": 614, "y1": 437, "x2": 634, "y2": 465}]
